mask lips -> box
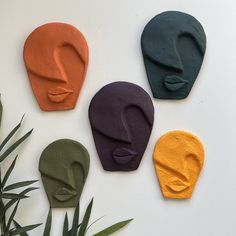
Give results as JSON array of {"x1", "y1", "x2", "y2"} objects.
[
  {"x1": 163, "y1": 75, "x2": 188, "y2": 91},
  {"x1": 54, "y1": 187, "x2": 77, "y2": 202},
  {"x1": 113, "y1": 147, "x2": 137, "y2": 165},
  {"x1": 166, "y1": 177, "x2": 190, "y2": 192},
  {"x1": 47, "y1": 86, "x2": 73, "y2": 103}
]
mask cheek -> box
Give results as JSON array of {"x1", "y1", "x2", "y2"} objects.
[
  {"x1": 158, "y1": 171, "x2": 192, "y2": 199},
  {"x1": 41, "y1": 174, "x2": 79, "y2": 208},
  {"x1": 157, "y1": 155, "x2": 203, "y2": 199},
  {"x1": 41, "y1": 175, "x2": 61, "y2": 207},
  {"x1": 156, "y1": 168, "x2": 186, "y2": 198},
  {"x1": 184, "y1": 153, "x2": 203, "y2": 192},
  {"x1": 28, "y1": 72, "x2": 49, "y2": 104}
]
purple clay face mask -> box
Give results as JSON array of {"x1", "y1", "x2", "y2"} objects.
[{"x1": 89, "y1": 82, "x2": 154, "y2": 171}]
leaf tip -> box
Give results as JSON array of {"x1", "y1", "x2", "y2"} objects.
[
  {"x1": 29, "y1": 128, "x2": 34, "y2": 134},
  {"x1": 20, "y1": 114, "x2": 26, "y2": 124}
]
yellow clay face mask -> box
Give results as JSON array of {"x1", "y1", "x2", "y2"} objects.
[{"x1": 153, "y1": 130, "x2": 204, "y2": 199}]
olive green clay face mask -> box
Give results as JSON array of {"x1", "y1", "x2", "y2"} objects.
[{"x1": 39, "y1": 139, "x2": 90, "y2": 208}]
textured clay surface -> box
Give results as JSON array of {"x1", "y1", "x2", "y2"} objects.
[
  {"x1": 141, "y1": 11, "x2": 206, "y2": 99},
  {"x1": 153, "y1": 131, "x2": 204, "y2": 199},
  {"x1": 39, "y1": 139, "x2": 90, "y2": 208},
  {"x1": 89, "y1": 81, "x2": 154, "y2": 171},
  {"x1": 24, "y1": 23, "x2": 88, "y2": 111}
]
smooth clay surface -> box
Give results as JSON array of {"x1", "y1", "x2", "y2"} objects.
[
  {"x1": 39, "y1": 139, "x2": 90, "y2": 208},
  {"x1": 153, "y1": 131, "x2": 204, "y2": 199},
  {"x1": 24, "y1": 23, "x2": 88, "y2": 111},
  {"x1": 89, "y1": 82, "x2": 154, "y2": 171},
  {"x1": 141, "y1": 11, "x2": 206, "y2": 99}
]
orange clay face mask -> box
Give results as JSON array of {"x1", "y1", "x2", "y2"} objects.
[
  {"x1": 153, "y1": 131, "x2": 204, "y2": 199},
  {"x1": 23, "y1": 23, "x2": 88, "y2": 111}
]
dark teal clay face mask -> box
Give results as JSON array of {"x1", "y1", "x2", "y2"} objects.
[
  {"x1": 39, "y1": 139, "x2": 90, "y2": 208},
  {"x1": 141, "y1": 11, "x2": 206, "y2": 99}
]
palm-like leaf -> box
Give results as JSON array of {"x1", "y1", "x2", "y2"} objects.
[
  {"x1": 13, "y1": 220, "x2": 29, "y2": 236},
  {"x1": 6, "y1": 201, "x2": 20, "y2": 231},
  {"x1": 71, "y1": 202, "x2": 80, "y2": 236},
  {"x1": 0, "y1": 98, "x2": 40, "y2": 235},
  {"x1": 78, "y1": 198, "x2": 93, "y2": 236},
  {"x1": 0, "y1": 128, "x2": 33, "y2": 163},
  {"x1": 63, "y1": 213, "x2": 69, "y2": 236},
  {"x1": 6, "y1": 223, "x2": 42, "y2": 236},
  {"x1": 0, "y1": 96, "x2": 3, "y2": 127},
  {"x1": 1, "y1": 155, "x2": 18, "y2": 188},
  {"x1": 41, "y1": 198, "x2": 132, "y2": 236},
  {"x1": 0, "y1": 115, "x2": 25, "y2": 152},
  {"x1": 4, "y1": 180, "x2": 38, "y2": 192},
  {"x1": 0, "y1": 198, "x2": 5, "y2": 222},
  {"x1": 5, "y1": 187, "x2": 38, "y2": 210},
  {"x1": 43, "y1": 208, "x2": 52, "y2": 236},
  {"x1": 1, "y1": 193, "x2": 28, "y2": 200},
  {"x1": 93, "y1": 219, "x2": 133, "y2": 236}
]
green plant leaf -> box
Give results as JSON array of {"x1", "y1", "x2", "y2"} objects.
[
  {"x1": 1, "y1": 193, "x2": 28, "y2": 200},
  {"x1": 0, "y1": 115, "x2": 25, "y2": 152},
  {"x1": 6, "y1": 201, "x2": 20, "y2": 231},
  {"x1": 4, "y1": 180, "x2": 38, "y2": 192},
  {"x1": 86, "y1": 215, "x2": 105, "y2": 233},
  {"x1": 13, "y1": 220, "x2": 29, "y2": 236},
  {"x1": 93, "y1": 219, "x2": 133, "y2": 236},
  {"x1": 71, "y1": 202, "x2": 80, "y2": 236},
  {"x1": 63, "y1": 213, "x2": 68, "y2": 236},
  {"x1": 78, "y1": 198, "x2": 93, "y2": 236},
  {"x1": 2, "y1": 223, "x2": 42, "y2": 236},
  {"x1": 0, "y1": 229, "x2": 14, "y2": 236},
  {"x1": 43, "y1": 208, "x2": 52, "y2": 236},
  {"x1": 4, "y1": 187, "x2": 38, "y2": 210},
  {"x1": 0, "y1": 166, "x2": 2, "y2": 188},
  {"x1": 0, "y1": 199, "x2": 5, "y2": 223},
  {"x1": 19, "y1": 187, "x2": 38, "y2": 195},
  {"x1": 0, "y1": 201, "x2": 7, "y2": 232},
  {"x1": 0, "y1": 128, "x2": 33, "y2": 163},
  {"x1": 1, "y1": 155, "x2": 18, "y2": 188},
  {"x1": 67, "y1": 224, "x2": 81, "y2": 236},
  {"x1": 0, "y1": 95, "x2": 3, "y2": 128}
]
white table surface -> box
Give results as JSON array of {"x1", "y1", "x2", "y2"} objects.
[{"x1": 0, "y1": 0, "x2": 235, "y2": 235}]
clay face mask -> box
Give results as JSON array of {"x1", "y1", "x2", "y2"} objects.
[
  {"x1": 89, "y1": 82, "x2": 154, "y2": 171},
  {"x1": 153, "y1": 131, "x2": 204, "y2": 199},
  {"x1": 24, "y1": 23, "x2": 88, "y2": 111},
  {"x1": 39, "y1": 139, "x2": 90, "y2": 208},
  {"x1": 141, "y1": 11, "x2": 206, "y2": 99}
]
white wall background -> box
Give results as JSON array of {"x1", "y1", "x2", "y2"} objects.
[{"x1": 0, "y1": 0, "x2": 235, "y2": 235}]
